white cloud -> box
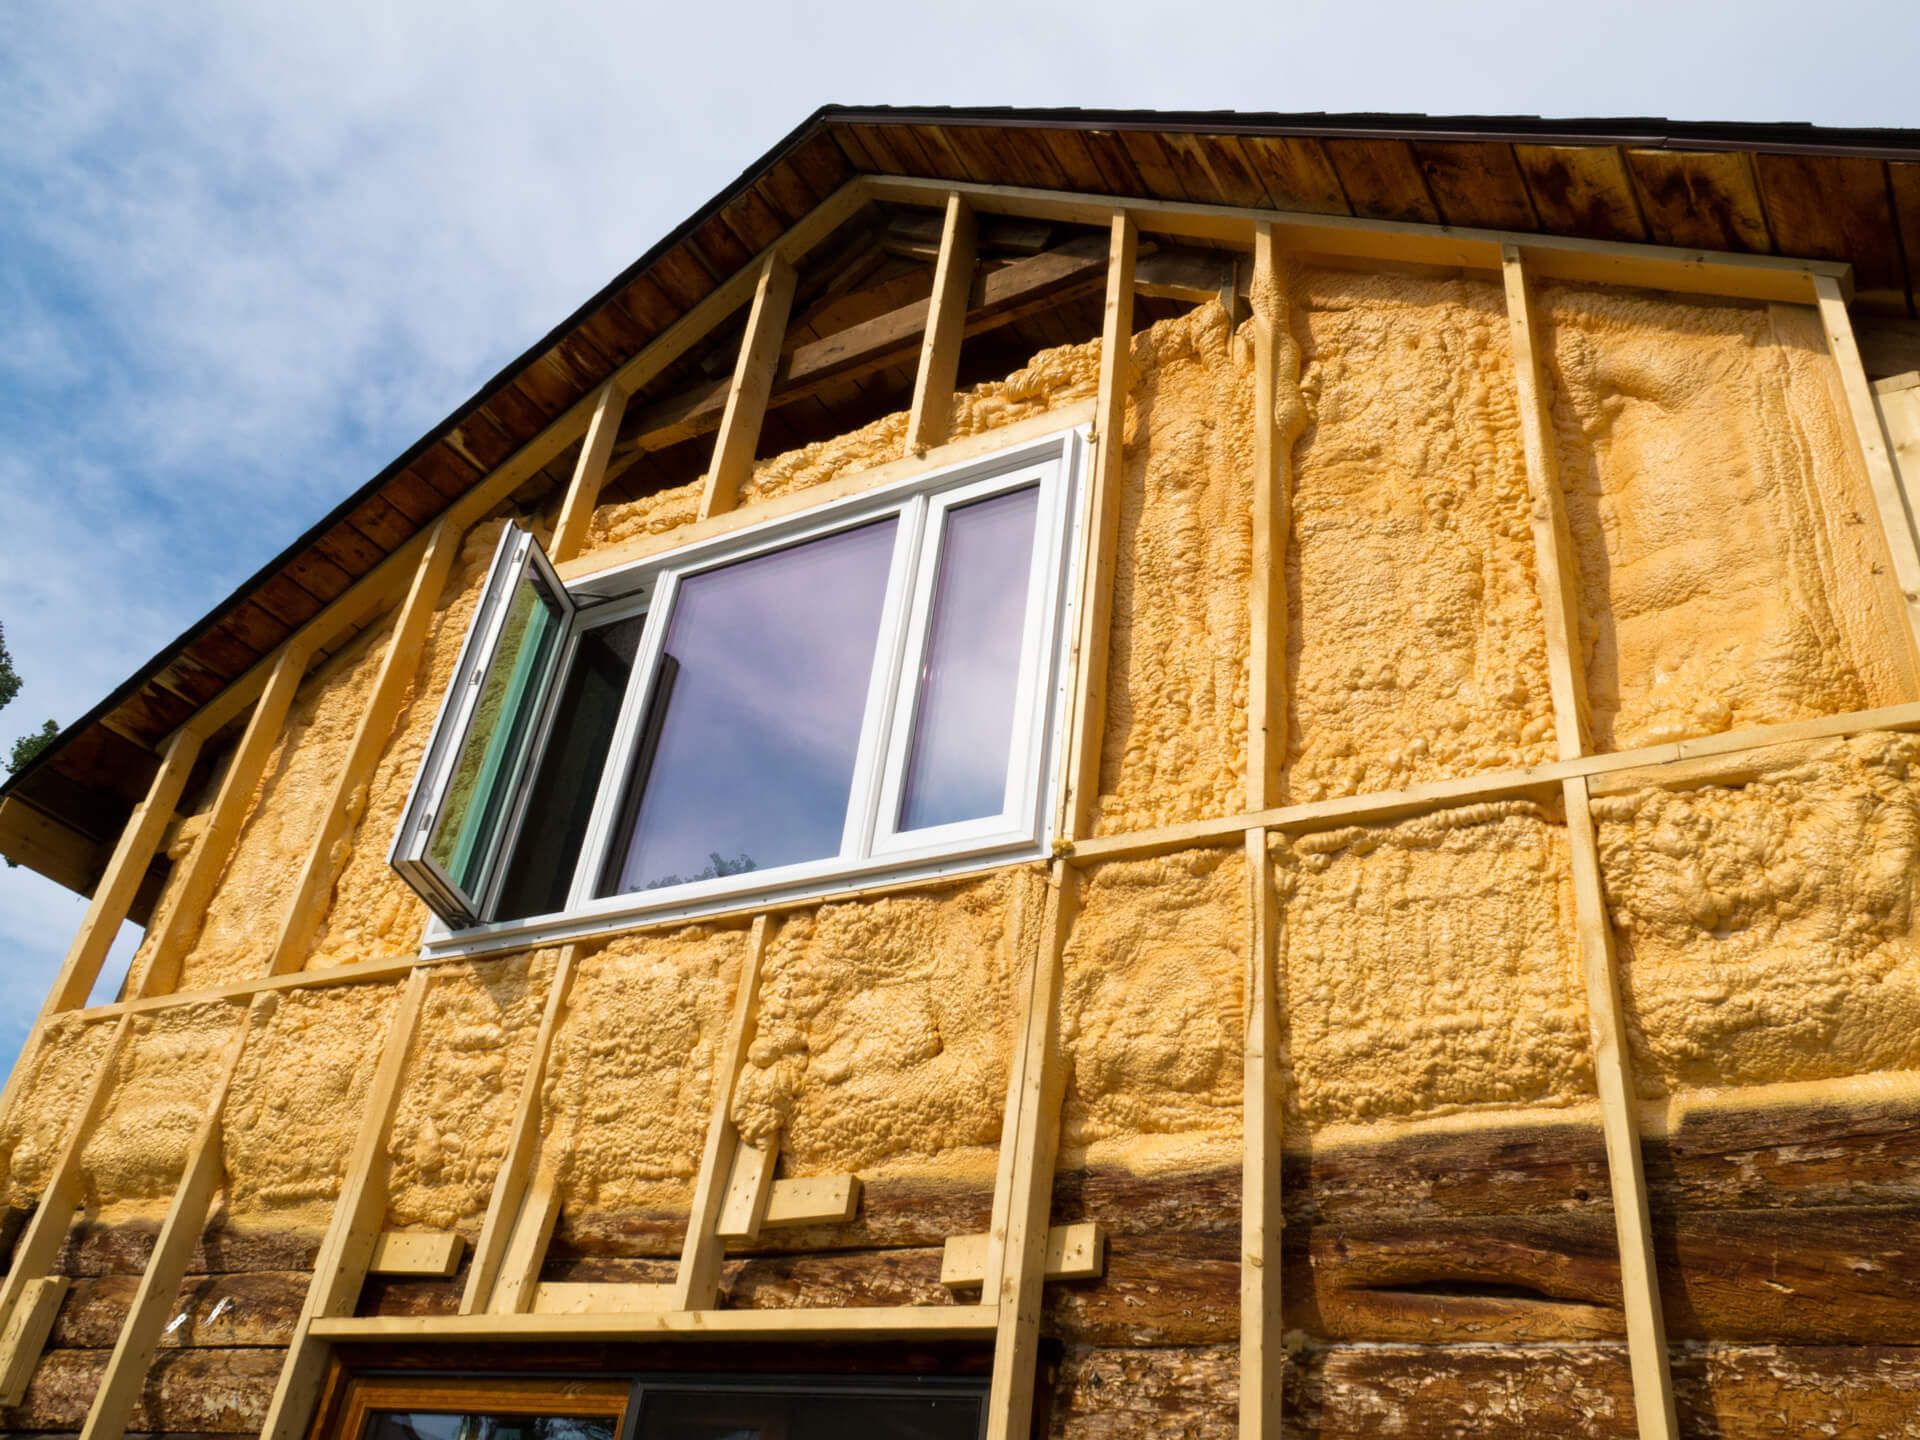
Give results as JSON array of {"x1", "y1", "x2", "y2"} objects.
[{"x1": 0, "y1": 0, "x2": 1911, "y2": 1080}]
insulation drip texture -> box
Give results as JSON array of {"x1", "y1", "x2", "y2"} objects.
[
  {"x1": 1274, "y1": 799, "x2": 1591, "y2": 1130},
  {"x1": 1060, "y1": 848, "x2": 1246, "y2": 1173},
  {"x1": 78, "y1": 1001, "x2": 243, "y2": 1220},
  {"x1": 540, "y1": 925, "x2": 746, "y2": 1214},
  {"x1": 384, "y1": 951, "x2": 557, "y2": 1232},
  {"x1": 1541, "y1": 288, "x2": 1910, "y2": 750},
  {"x1": 1595, "y1": 731, "x2": 1920, "y2": 1095},
  {"x1": 220, "y1": 983, "x2": 398, "y2": 1228},
  {"x1": 731, "y1": 872, "x2": 1025, "y2": 1178},
  {"x1": 1285, "y1": 266, "x2": 1555, "y2": 801},
  {"x1": 1, "y1": 1016, "x2": 118, "y2": 1209}
]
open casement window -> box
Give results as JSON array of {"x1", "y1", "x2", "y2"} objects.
[{"x1": 390, "y1": 425, "x2": 1085, "y2": 948}]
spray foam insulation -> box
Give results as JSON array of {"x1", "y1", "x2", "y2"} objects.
[
  {"x1": 0, "y1": 1016, "x2": 118, "y2": 1209},
  {"x1": 1595, "y1": 731, "x2": 1920, "y2": 1096},
  {"x1": 1285, "y1": 266, "x2": 1555, "y2": 801},
  {"x1": 731, "y1": 872, "x2": 1024, "y2": 1179},
  {"x1": 383, "y1": 951, "x2": 557, "y2": 1233},
  {"x1": 1060, "y1": 848, "x2": 1246, "y2": 1173},
  {"x1": 220, "y1": 982, "x2": 398, "y2": 1228},
  {"x1": 1539, "y1": 288, "x2": 1912, "y2": 750},
  {"x1": 79, "y1": 1001, "x2": 244, "y2": 1221},
  {"x1": 540, "y1": 924, "x2": 747, "y2": 1215},
  {"x1": 1275, "y1": 799, "x2": 1591, "y2": 1131}
]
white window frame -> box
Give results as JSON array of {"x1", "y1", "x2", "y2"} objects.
[{"x1": 409, "y1": 423, "x2": 1088, "y2": 961}]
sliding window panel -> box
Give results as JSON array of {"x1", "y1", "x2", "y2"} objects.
[{"x1": 391, "y1": 524, "x2": 580, "y2": 927}]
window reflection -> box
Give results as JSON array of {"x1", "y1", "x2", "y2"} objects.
[
  {"x1": 634, "y1": 1388, "x2": 983, "y2": 1440},
  {"x1": 603, "y1": 518, "x2": 898, "y2": 896},
  {"x1": 365, "y1": 1415, "x2": 615, "y2": 1440}
]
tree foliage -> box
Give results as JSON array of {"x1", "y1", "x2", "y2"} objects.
[
  {"x1": 8, "y1": 720, "x2": 58, "y2": 775},
  {"x1": 0, "y1": 624, "x2": 19, "y2": 713}
]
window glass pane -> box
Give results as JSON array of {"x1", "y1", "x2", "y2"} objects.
[
  {"x1": 496, "y1": 614, "x2": 647, "y2": 920},
  {"x1": 898, "y1": 485, "x2": 1040, "y2": 831},
  {"x1": 604, "y1": 518, "x2": 897, "y2": 896},
  {"x1": 363, "y1": 1414, "x2": 616, "y2": 1440},
  {"x1": 428, "y1": 563, "x2": 567, "y2": 898},
  {"x1": 635, "y1": 1389, "x2": 982, "y2": 1440}
]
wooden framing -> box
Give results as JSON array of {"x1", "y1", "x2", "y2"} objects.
[
  {"x1": 550, "y1": 381, "x2": 630, "y2": 562},
  {"x1": 699, "y1": 256, "x2": 799, "y2": 520},
  {"x1": 261, "y1": 970, "x2": 430, "y2": 1440},
  {"x1": 904, "y1": 193, "x2": 978, "y2": 453},
  {"x1": 319, "y1": 1375, "x2": 630, "y2": 1440},
  {"x1": 1056, "y1": 214, "x2": 1137, "y2": 841},
  {"x1": 0, "y1": 1278, "x2": 67, "y2": 1404},
  {"x1": 266, "y1": 521, "x2": 461, "y2": 976},
  {"x1": 12, "y1": 167, "x2": 1920, "y2": 1440}
]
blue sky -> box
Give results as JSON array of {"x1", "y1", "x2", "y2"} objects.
[{"x1": 1, "y1": 0, "x2": 1915, "y2": 1075}]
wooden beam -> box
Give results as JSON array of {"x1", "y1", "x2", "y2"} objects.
[
  {"x1": 940, "y1": 1222, "x2": 1104, "y2": 1289},
  {"x1": 1057, "y1": 214, "x2": 1137, "y2": 842},
  {"x1": 265, "y1": 521, "x2": 460, "y2": 977},
  {"x1": 40, "y1": 727, "x2": 204, "y2": 1016},
  {"x1": 311, "y1": 1305, "x2": 1000, "y2": 1342},
  {"x1": 617, "y1": 234, "x2": 1109, "y2": 460},
  {"x1": 904, "y1": 193, "x2": 978, "y2": 454},
  {"x1": 530, "y1": 1281, "x2": 673, "y2": 1315},
  {"x1": 861, "y1": 173, "x2": 1851, "y2": 305},
  {"x1": 488, "y1": 1165, "x2": 561, "y2": 1315},
  {"x1": 549, "y1": 382, "x2": 629, "y2": 563},
  {"x1": 1815, "y1": 275, "x2": 1920, "y2": 690},
  {"x1": 80, "y1": 1003, "x2": 258, "y2": 1440},
  {"x1": 984, "y1": 863, "x2": 1074, "y2": 1440},
  {"x1": 672, "y1": 914, "x2": 771, "y2": 1310},
  {"x1": 1247, "y1": 224, "x2": 1300, "y2": 811},
  {"x1": 0, "y1": 794, "x2": 99, "y2": 896},
  {"x1": 136, "y1": 641, "x2": 316, "y2": 998},
  {"x1": 368, "y1": 1230, "x2": 465, "y2": 1277},
  {"x1": 762, "y1": 1173, "x2": 861, "y2": 1229},
  {"x1": 1564, "y1": 774, "x2": 1679, "y2": 1440},
  {"x1": 1240, "y1": 826, "x2": 1285, "y2": 1439},
  {"x1": 461, "y1": 947, "x2": 579, "y2": 1314},
  {"x1": 700, "y1": 256, "x2": 798, "y2": 521},
  {"x1": 260, "y1": 968, "x2": 430, "y2": 1440},
  {"x1": 1503, "y1": 244, "x2": 1592, "y2": 760},
  {"x1": 0, "y1": 1277, "x2": 68, "y2": 1406}
]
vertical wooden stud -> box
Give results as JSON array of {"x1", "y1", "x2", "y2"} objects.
[
  {"x1": 1247, "y1": 224, "x2": 1301, "y2": 812},
  {"x1": 1815, "y1": 274, "x2": 1920, "y2": 689},
  {"x1": 488, "y1": 1166, "x2": 562, "y2": 1315},
  {"x1": 1503, "y1": 243, "x2": 1591, "y2": 761},
  {"x1": 1565, "y1": 774, "x2": 1678, "y2": 1440},
  {"x1": 1057, "y1": 214, "x2": 1138, "y2": 841},
  {"x1": 1239, "y1": 827, "x2": 1284, "y2": 1439},
  {"x1": 551, "y1": 382, "x2": 630, "y2": 562},
  {"x1": 41, "y1": 726, "x2": 205, "y2": 1016},
  {"x1": 982, "y1": 863, "x2": 1073, "y2": 1440},
  {"x1": 0, "y1": 1277, "x2": 69, "y2": 1406},
  {"x1": 673, "y1": 914, "x2": 771, "y2": 1311},
  {"x1": 136, "y1": 641, "x2": 316, "y2": 997},
  {"x1": 461, "y1": 947, "x2": 579, "y2": 1314},
  {"x1": 81, "y1": 1000, "x2": 261, "y2": 1440},
  {"x1": 267, "y1": 522, "x2": 461, "y2": 976},
  {"x1": 699, "y1": 258, "x2": 798, "y2": 521},
  {"x1": 260, "y1": 969, "x2": 430, "y2": 1440},
  {"x1": 904, "y1": 193, "x2": 978, "y2": 454}
]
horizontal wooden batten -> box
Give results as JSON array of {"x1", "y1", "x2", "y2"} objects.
[
  {"x1": 941, "y1": 1222, "x2": 1106, "y2": 1289},
  {"x1": 860, "y1": 173, "x2": 1853, "y2": 304},
  {"x1": 368, "y1": 1231, "x2": 466, "y2": 1278},
  {"x1": 309, "y1": 1304, "x2": 998, "y2": 1341}
]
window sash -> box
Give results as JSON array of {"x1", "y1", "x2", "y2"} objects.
[{"x1": 408, "y1": 425, "x2": 1085, "y2": 956}]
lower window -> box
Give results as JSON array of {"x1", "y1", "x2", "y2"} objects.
[{"x1": 336, "y1": 1376, "x2": 987, "y2": 1440}]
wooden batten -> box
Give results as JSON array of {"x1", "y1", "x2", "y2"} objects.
[
  {"x1": 488, "y1": 1166, "x2": 561, "y2": 1315},
  {"x1": 672, "y1": 913, "x2": 772, "y2": 1310},
  {"x1": 260, "y1": 968, "x2": 431, "y2": 1440},
  {"x1": 1502, "y1": 244, "x2": 1591, "y2": 760},
  {"x1": 1240, "y1": 827, "x2": 1284, "y2": 1440},
  {"x1": 1563, "y1": 775, "x2": 1680, "y2": 1440},
  {"x1": 984, "y1": 863, "x2": 1075, "y2": 1440},
  {"x1": 763, "y1": 1173, "x2": 861, "y2": 1229},
  {"x1": 80, "y1": 1001, "x2": 261, "y2": 1440},
  {"x1": 0, "y1": 1277, "x2": 68, "y2": 1406},
  {"x1": 941, "y1": 1222, "x2": 1104, "y2": 1289},
  {"x1": 1246, "y1": 224, "x2": 1299, "y2": 812},
  {"x1": 266, "y1": 521, "x2": 460, "y2": 977},
  {"x1": 1815, "y1": 275, "x2": 1920, "y2": 691},
  {"x1": 461, "y1": 948, "x2": 580, "y2": 1314},
  {"x1": 904, "y1": 192, "x2": 978, "y2": 454},
  {"x1": 1056, "y1": 214, "x2": 1137, "y2": 842},
  {"x1": 368, "y1": 1229, "x2": 466, "y2": 1278},
  {"x1": 549, "y1": 381, "x2": 630, "y2": 562},
  {"x1": 699, "y1": 256, "x2": 799, "y2": 521},
  {"x1": 714, "y1": 1140, "x2": 779, "y2": 1241}
]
